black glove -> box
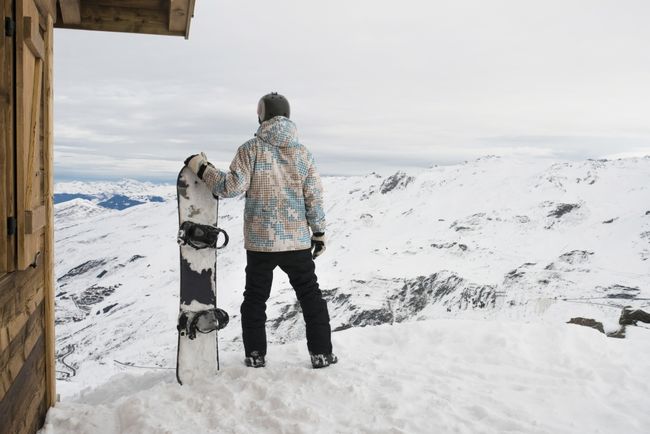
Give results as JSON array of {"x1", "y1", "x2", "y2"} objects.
[
  {"x1": 311, "y1": 232, "x2": 326, "y2": 259},
  {"x1": 185, "y1": 152, "x2": 212, "y2": 180}
]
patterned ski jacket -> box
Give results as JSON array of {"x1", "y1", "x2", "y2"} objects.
[{"x1": 202, "y1": 116, "x2": 326, "y2": 252}]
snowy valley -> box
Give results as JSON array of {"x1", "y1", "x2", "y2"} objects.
[{"x1": 42, "y1": 157, "x2": 650, "y2": 433}]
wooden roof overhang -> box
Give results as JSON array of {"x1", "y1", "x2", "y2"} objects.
[{"x1": 51, "y1": 0, "x2": 197, "y2": 38}]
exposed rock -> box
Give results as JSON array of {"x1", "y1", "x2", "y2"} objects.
[
  {"x1": 603, "y1": 284, "x2": 640, "y2": 300},
  {"x1": 565, "y1": 308, "x2": 650, "y2": 339},
  {"x1": 619, "y1": 307, "x2": 650, "y2": 325},
  {"x1": 390, "y1": 273, "x2": 496, "y2": 321},
  {"x1": 548, "y1": 203, "x2": 580, "y2": 218},
  {"x1": 566, "y1": 317, "x2": 625, "y2": 338},
  {"x1": 558, "y1": 250, "x2": 594, "y2": 264},
  {"x1": 101, "y1": 303, "x2": 118, "y2": 314},
  {"x1": 349, "y1": 309, "x2": 394, "y2": 327},
  {"x1": 59, "y1": 259, "x2": 109, "y2": 281},
  {"x1": 567, "y1": 317, "x2": 605, "y2": 334},
  {"x1": 380, "y1": 171, "x2": 414, "y2": 194},
  {"x1": 505, "y1": 269, "x2": 525, "y2": 279},
  {"x1": 431, "y1": 242, "x2": 468, "y2": 251}
]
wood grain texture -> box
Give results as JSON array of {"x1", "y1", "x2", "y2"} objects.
[
  {"x1": 25, "y1": 205, "x2": 46, "y2": 234},
  {"x1": 17, "y1": 0, "x2": 45, "y2": 271},
  {"x1": 169, "y1": 0, "x2": 189, "y2": 32},
  {"x1": 0, "y1": 0, "x2": 16, "y2": 275},
  {"x1": 54, "y1": 0, "x2": 190, "y2": 37},
  {"x1": 23, "y1": 16, "x2": 44, "y2": 59},
  {"x1": 0, "y1": 299, "x2": 44, "y2": 402},
  {"x1": 34, "y1": 0, "x2": 56, "y2": 20},
  {"x1": 43, "y1": 12, "x2": 57, "y2": 408},
  {"x1": 0, "y1": 333, "x2": 46, "y2": 434},
  {"x1": 0, "y1": 268, "x2": 44, "y2": 355},
  {"x1": 59, "y1": 0, "x2": 81, "y2": 24}
]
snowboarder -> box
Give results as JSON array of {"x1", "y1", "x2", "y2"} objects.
[{"x1": 185, "y1": 92, "x2": 337, "y2": 369}]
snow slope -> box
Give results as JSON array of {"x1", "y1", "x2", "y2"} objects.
[
  {"x1": 46, "y1": 156, "x2": 650, "y2": 432},
  {"x1": 42, "y1": 319, "x2": 650, "y2": 434}
]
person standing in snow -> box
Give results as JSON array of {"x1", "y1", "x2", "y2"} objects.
[{"x1": 185, "y1": 92, "x2": 337, "y2": 369}]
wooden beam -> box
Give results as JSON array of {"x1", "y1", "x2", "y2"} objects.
[
  {"x1": 34, "y1": 0, "x2": 57, "y2": 22},
  {"x1": 88, "y1": 0, "x2": 167, "y2": 10},
  {"x1": 58, "y1": 0, "x2": 81, "y2": 25},
  {"x1": 23, "y1": 17, "x2": 44, "y2": 59},
  {"x1": 0, "y1": 0, "x2": 15, "y2": 275},
  {"x1": 24, "y1": 206, "x2": 46, "y2": 235},
  {"x1": 24, "y1": 58, "x2": 43, "y2": 214},
  {"x1": 55, "y1": 3, "x2": 185, "y2": 37},
  {"x1": 43, "y1": 13, "x2": 57, "y2": 409},
  {"x1": 168, "y1": 0, "x2": 189, "y2": 33}
]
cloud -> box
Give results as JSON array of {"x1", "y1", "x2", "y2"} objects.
[{"x1": 53, "y1": 0, "x2": 650, "y2": 180}]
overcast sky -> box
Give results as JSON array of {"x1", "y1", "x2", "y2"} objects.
[{"x1": 53, "y1": 0, "x2": 650, "y2": 181}]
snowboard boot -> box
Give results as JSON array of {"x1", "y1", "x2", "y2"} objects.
[
  {"x1": 310, "y1": 352, "x2": 338, "y2": 369},
  {"x1": 244, "y1": 351, "x2": 266, "y2": 368}
]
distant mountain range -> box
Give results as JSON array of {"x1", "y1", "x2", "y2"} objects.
[
  {"x1": 54, "y1": 179, "x2": 172, "y2": 210},
  {"x1": 52, "y1": 156, "x2": 650, "y2": 397}
]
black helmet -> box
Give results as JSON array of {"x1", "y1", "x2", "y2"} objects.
[{"x1": 257, "y1": 92, "x2": 290, "y2": 124}]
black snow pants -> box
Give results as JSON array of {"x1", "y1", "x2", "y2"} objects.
[{"x1": 241, "y1": 249, "x2": 332, "y2": 357}]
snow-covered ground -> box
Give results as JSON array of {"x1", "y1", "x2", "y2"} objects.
[
  {"x1": 42, "y1": 319, "x2": 650, "y2": 434},
  {"x1": 43, "y1": 156, "x2": 650, "y2": 433}
]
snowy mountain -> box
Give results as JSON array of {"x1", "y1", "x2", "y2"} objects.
[
  {"x1": 50, "y1": 157, "x2": 650, "y2": 406},
  {"x1": 54, "y1": 180, "x2": 172, "y2": 210}
]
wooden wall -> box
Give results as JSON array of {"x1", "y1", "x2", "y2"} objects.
[
  {"x1": 0, "y1": 269, "x2": 48, "y2": 434},
  {"x1": 0, "y1": 0, "x2": 56, "y2": 433},
  {"x1": 1, "y1": 1, "x2": 194, "y2": 432}
]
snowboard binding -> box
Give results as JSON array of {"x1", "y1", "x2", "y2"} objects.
[
  {"x1": 177, "y1": 308, "x2": 230, "y2": 340},
  {"x1": 177, "y1": 221, "x2": 229, "y2": 250}
]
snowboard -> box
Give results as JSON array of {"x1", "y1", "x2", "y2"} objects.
[{"x1": 176, "y1": 166, "x2": 229, "y2": 385}]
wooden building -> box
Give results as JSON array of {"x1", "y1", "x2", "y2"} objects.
[{"x1": 0, "y1": 1, "x2": 196, "y2": 433}]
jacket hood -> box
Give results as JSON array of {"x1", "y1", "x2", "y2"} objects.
[{"x1": 256, "y1": 116, "x2": 298, "y2": 148}]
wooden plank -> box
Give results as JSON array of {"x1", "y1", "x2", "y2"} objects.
[
  {"x1": 0, "y1": 334, "x2": 45, "y2": 434},
  {"x1": 25, "y1": 205, "x2": 46, "y2": 235},
  {"x1": 17, "y1": 0, "x2": 45, "y2": 271},
  {"x1": 59, "y1": 0, "x2": 81, "y2": 25},
  {"x1": 25, "y1": 58, "x2": 43, "y2": 209},
  {"x1": 21, "y1": 386, "x2": 47, "y2": 434},
  {"x1": 0, "y1": 284, "x2": 44, "y2": 355},
  {"x1": 34, "y1": 0, "x2": 57, "y2": 21},
  {"x1": 169, "y1": 0, "x2": 189, "y2": 33},
  {"x1": 43, "y1": 12, "x2": 56, "y2": 409},
  {"x1": 88, "y1": 0, "x2": 167, "y2": 10},
  {"x1": 55, "y1": 2, "x2": 185, "y2": 36},
  {"x1": 0, "y1": 301, "x2": 44, "y2": 403},
  {"x1": 0, "y1": 267, "x2": 43, "y2": 355},
  {"x1": 0, "y1": 0, "x2": 16, "y2": 275},
  {"x1": 16, "y1": 0, "x2": 32, "y2": 272},
  {"x1": 23, "y1": 16, "x2": 45, "y2": 59}
]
